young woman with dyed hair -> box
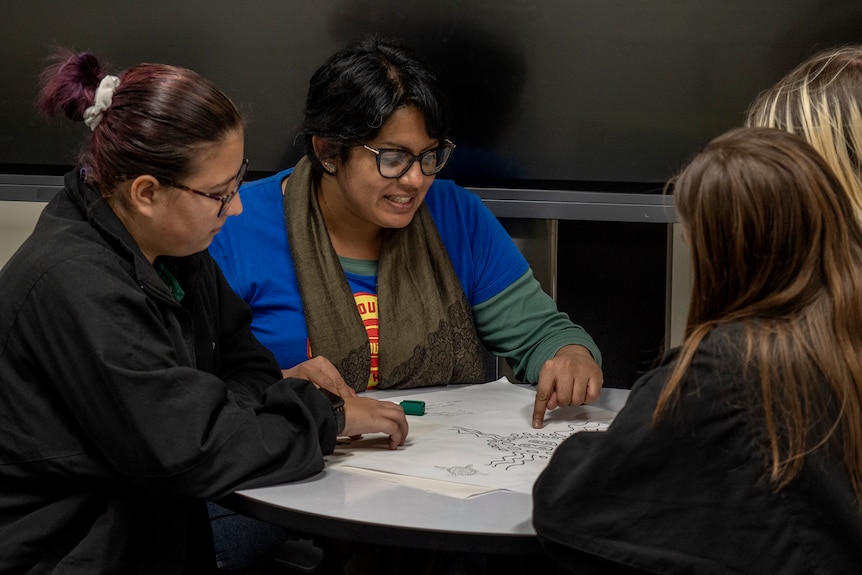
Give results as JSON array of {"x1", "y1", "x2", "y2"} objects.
[
  {"x1": 746, "y1": 44, "x2": 862, "y2": 217},
  {"x1": 0, "y1": 49, "x2": 406, "y2": 574}
]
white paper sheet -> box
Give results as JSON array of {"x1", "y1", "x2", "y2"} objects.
[{"x1": 330, "y1": 379, "x2": 617, "y2": 498}]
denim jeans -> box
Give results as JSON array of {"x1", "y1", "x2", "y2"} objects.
[{"x1": 207, "y1": 501, "x2": 290, "y2": 571}]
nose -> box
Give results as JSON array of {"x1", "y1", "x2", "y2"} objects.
[
  {"x1": 224, "y1": 191, "x2": 243, "y2": 217},
  {"x1": 398, "y1": 158, "x2": 427, "y2": 187}
]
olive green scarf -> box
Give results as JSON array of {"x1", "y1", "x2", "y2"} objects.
[{"x1": 284, "y1": 156, "x2": 485, "y2": 390}]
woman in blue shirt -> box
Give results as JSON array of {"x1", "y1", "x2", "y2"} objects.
[
  {"x1": 209, "y1": 35, "x2": 604, "y2": 573},
  {"x1": 210, "y1": 36, "x2": 603, "y2": 428}
]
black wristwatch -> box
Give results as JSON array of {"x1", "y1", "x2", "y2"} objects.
[{"x1": 318, "y1": 388, "x2": 346, "y2": 436}]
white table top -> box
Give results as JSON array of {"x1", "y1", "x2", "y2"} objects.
[{"x1": 220, "y1": 385, "x2": 630, "y2": 554}]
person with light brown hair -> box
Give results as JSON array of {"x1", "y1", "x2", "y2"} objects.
[
  {"x1": 745, "y1": 44, "x2": 862, "y2": 217},
  {"x1": 533, "y1": 127, "x2": 862, "y2": 574}
]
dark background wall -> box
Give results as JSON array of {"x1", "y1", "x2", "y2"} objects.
[
  {"x1": 2, "y1": 0, "x2": 859, "y2": 387},
  {"x1": 4, "y1": 1, "x2": 860, "y2": 184},
  {"x1": 556, "y1": 220, "x2": 669, "y2": 387}
]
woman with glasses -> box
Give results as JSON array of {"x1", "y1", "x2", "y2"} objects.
[
  {"x1": 210, "y1": 35, "x2": 603, "y2": 425},
  {"x1": 208, "y1": 34, "x2": 603, "y2": 573},
  {"x1": 0, "y1": 48, "x2": 407, "y2": 574},
  {"x1": 533, "y1": 127, "x2": 862, "y2": 574}
]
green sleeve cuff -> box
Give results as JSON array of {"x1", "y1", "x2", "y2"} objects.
[{"x1": 472, "y1": 270, "x2": 601, "y2": 383}]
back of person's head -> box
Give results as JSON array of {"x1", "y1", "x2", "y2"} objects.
[
  {"x1": 37, "y1": 48, "x2": 243, "y2": 204},
  {"x1": 302, "y1": 36, "x2": 449, "y2": 181},
  {"x1": 745, "y1": 45, "x2": 862, "y2": 217},
  {"x1": 661, "y1": 126, "x2": 862, "y2": 503},
  {"x1": 675, "y1": 126, "x2": 862, "y2": 326}
]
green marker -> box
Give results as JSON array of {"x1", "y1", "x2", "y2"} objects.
[{"x1": 400, "y1": 400, "x2": 425, "y2": 416}]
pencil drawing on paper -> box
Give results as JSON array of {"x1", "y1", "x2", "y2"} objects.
[
  {"x1": 435, "y1": 463, "x2": 484, "y2": 477},
  {"x1": 340, "y1": 380, "x2": 619, "y2": 494},
  {"x1": 451, "y1": 423, "x2": 609, "y2": 470},
  {"x1": 426, "y1": 400, "x2": 473, "y2": 417}
]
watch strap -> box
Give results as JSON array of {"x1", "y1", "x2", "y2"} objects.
[{"x1": 318, "y1": 388, "x2": 346, "y2": 435}]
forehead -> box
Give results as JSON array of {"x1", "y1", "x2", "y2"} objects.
[
  {"x1": 373, "y1": 107, "x2": 433, "y2": 148},
  {"x1": 185, "y1": 129, "x2": 244, "y2": 183}
]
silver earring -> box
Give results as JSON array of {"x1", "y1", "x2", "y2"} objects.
[{"x1": 323, "y1": 162, "x2": 335, "y2": 173}]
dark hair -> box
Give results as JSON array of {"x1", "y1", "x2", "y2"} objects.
[
  {"x1": 37, "y1": 48, "x2": 243, "y2": 203},
  {"x1": 302, "y1": 36, "x2": 449, "y2": 182},
  {"x1": 658, "y1": 126, "x2": 862, "y2": 505}
]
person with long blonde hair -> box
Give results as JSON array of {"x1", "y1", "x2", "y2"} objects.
[
  {"x1": 746, "y1": 44, "x2": 862, "y2": 217},
  {"x1": 533, "y1": 127, "x2": 862, "y2": 574}
]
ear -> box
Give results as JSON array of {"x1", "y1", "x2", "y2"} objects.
[
  {"x1": 311, "y1": 135, "x2": 328, "y2": 159},
  {"x1": 312, "y1": 135, "x2": 336, "y2": 169},
  {"x1": 128, "y1": 175, "x2": 164, "y2": 218}
]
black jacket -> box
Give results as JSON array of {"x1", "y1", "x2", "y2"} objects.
[
  {"x1": 0, "y1": 170, "x2": 337, "y2": 574},
  {"x1": 533, "y1": 324, "x2": 862, "y2": 574}
]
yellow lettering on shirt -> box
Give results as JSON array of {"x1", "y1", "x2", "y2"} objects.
[
  {"x1": 355, "y1": 292, "x2": 379, "y2": 388},
  {"x1": 304, "y1": 292, "x2": 380, "y2": 388}
]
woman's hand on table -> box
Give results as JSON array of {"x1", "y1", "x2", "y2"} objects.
[
  {"x1": 281, "y1": 356, "x2": 357, "y2": 399},
  {"x1": 342, "y1": 397, "x2": 409, "y2": 450},
  {"x1": 531, "y1": 344, "x2": 604, "y2": 428}
]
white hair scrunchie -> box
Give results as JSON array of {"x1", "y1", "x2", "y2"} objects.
[{"x1": 83, "y1": 75, "x2": 121, "y2": 131}]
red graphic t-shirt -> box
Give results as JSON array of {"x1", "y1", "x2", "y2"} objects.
[
  {"x1": 354, "y1": 292, "x2": 380, "y2": 388},
  {"x1": 305, "y1": 291, "x2": 380, "y2": 388}
]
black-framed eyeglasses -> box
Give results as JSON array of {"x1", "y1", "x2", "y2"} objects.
[
  {"x1": 166, "y1": 158, "x2": 249, "y2": 217},
  {"x1": 362, "y1": 140, "x2": 455, "y2": 179}
]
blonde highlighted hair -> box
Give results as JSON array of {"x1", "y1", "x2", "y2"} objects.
[{"x1": 745, "y1": 45, "x2": 862, "y2": 219}]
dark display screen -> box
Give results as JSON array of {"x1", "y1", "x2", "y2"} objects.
[{"x1": 2, "y1": 1, "x2": 860, "y2": 190}]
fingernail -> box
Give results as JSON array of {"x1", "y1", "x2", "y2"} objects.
[{"x1": 532, "y1": 418, "x2": 542, "y2": 428}]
